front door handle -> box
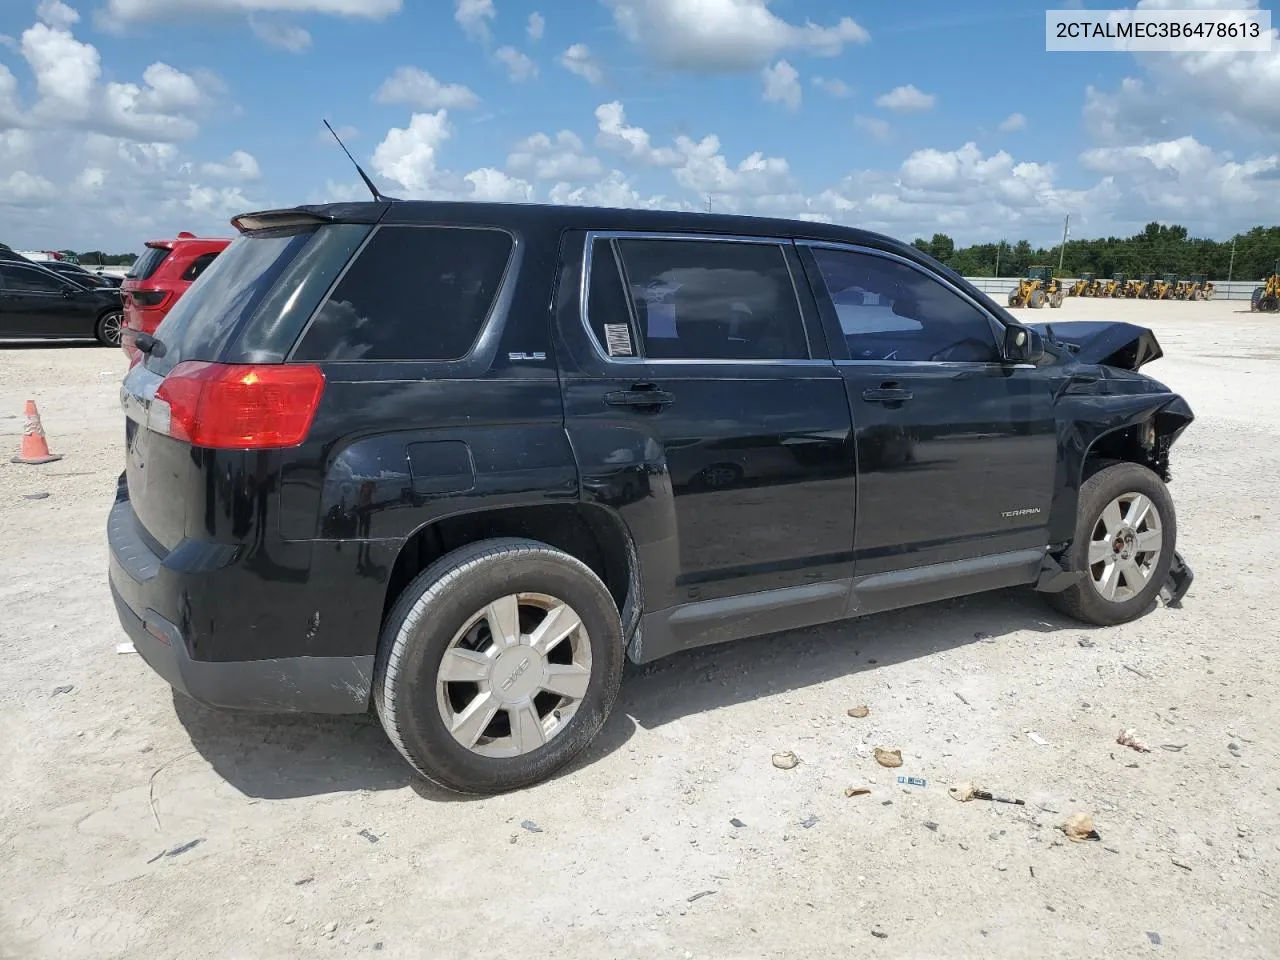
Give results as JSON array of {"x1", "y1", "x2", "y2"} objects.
[
  {"x1": 862, "y1": 384, "x2": 913, "y2": 404},
  {"x1": 605, "y1": 383, "x2": 675, "y2": 411}
]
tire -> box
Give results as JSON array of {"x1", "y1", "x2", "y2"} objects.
[
  {"x1": 96, "y1": 310, "x2": 123, "y2": 347},
  {"x1": 1252, "y1": 287, "x2": 1265, "y2": 311},
  {"x1": 374, "y1": 538, "x2": 625, "y2": 794},
  {"x1": 1048, "y1": 462, "x2": 1177, "y2": 627},
  {"x1": 1049, "y1": 292, "x2": 1064, "y2": 308},
  {"x1": 1261, "y1": 295, "x2": 1280, "y2": 313},
  {"x1": 1007, "y1": 292, "x2": 1019, "y2": 308},
  {"x1": 1029, "y1": 289, "x2": 1046, "y2": 309}
]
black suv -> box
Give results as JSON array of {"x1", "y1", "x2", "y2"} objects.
[{"x1": 109, "y1": 201, "x2": 1194, "y2": 794}]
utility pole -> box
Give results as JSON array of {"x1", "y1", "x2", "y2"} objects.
[
  {"x1": 1057, "y1": 215, "x2": 1070, "y2": 273},
  {"x1": 1228, "y1": 237, "x2": 1236, "y2": 282},
  {"x1": 995, "y1": 241, "x2": 1002, "y2": 278},
  {"x1": 706, "y1": 194, "x2": 713, "y2": 214}
]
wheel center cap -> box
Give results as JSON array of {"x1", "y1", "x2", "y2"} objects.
[{"x1": 492, "y1": 645, "x2": 543, "y2": 702}]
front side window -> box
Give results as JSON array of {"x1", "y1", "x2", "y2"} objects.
[
  {"x1": 294, "y1": 225, "x2": 514, "y2": 362},
  {"x1": 0, "y1": 264, "x2": 67, "y2": 294},
  {"x1": 595, "y1": 237, "x2": 809, "y2": 362},
  {"x1": 810, "y1": 247, "x2": 999, "y2": 363}
]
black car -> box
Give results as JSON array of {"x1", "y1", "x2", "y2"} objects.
[
  {"x1": 109, "y1": 201, "x2": 1194, "y2": 794},
  {"x1": 0, "y1": 259, "x2": 124, "y2": 345},
  {"x1": 44, "y1": 260, "x2": 124, "y2": 289}
]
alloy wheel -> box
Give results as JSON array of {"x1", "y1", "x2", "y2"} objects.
[{"x1": 1087, "y1": 492, "x2": 1164, "y2": 602}]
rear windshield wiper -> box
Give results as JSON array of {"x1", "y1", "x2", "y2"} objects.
[{"x1": 135, "y1": 332, "x2": 167, "y2": 358}]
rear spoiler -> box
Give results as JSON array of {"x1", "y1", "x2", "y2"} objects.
[{"x1": 231, "y1": 203, "x2": 391, "y2": 234}]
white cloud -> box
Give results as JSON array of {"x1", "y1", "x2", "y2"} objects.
[
  {"x1": 464, "y1": 167, "x2": 534, "y2": 202},
  {"x1": 371, "y1": 110, "x2": 452, "y2": 195},
  {"x1": 200, "y1": 149, "x2": 261, "y2": 181},
  {"x1": 248, "y1": 16, "x2": 312, "y2": 52},
  {"x1": 375, "y1": 67, "x2": 480, "y2": 110},
  {"x1": 527, "y1": 11, "x2": 545, "y2": 41},
  {"x1": 761, "y1": 60, "x2": 801, "y2": 111},
  {"x1": 606, "y1": 0, "x2": 869, "y2": 72},
  {"x1": 999, "y1": 112, "x2": 1027, "y2": 132},
  {"x1": 495, "y1": 46, "x2": 538, "y2": 82},
  {"x1": 875, "y1": 84, "x2": 936, "y2": 113},
  {"x1": 812, "y1": 76, "x2": 851, "y2": 98},
  {"x1": 854, "y1": 115, "x2": 891, "y2": 142},
  {"x1": 507, "y1": 130, "x2": 603, "y2": 181},
  {"x1": 594, "y1": 101, "x2": 682, "y2": 165},
  {"x1": 102, "y1": 0, "x2": 401, "y2": 21},
  {"x1": 1, "y1": 169, "x2": 56, "y2": 204},
  {"x1": 560, "y1": 43, "x2": 605, "y2": 85},
  {"x1": 548, "y1": 169, "x2": 689, "y2": 210},
  {"x1": 36, "y1": 0, "x2": 79, "y2": 30},
  {"x1": 455, "y1": 0, "x2": 495, "y2": 42},
  {"x1": 75, "y1": 166, "x2": 106, "y2": 190}
]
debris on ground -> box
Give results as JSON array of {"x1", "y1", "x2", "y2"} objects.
[
  {"x1": 844, "y1": 787, "x2": 871, "y2": 798},
  {"x1": 1161, "y1": 743, "x2": 1187, "y2": 752},
  {"x1": 1078, "y1": 638, "x2": 1095, "y2": 648},
  {"x1": 949, "y1": 781, "x2": 1024, "y2": 805},
  {"x1": 687, "y1": 891, "x2": 716, "y2": 903},
  {"x1": 1171, "y1": 860, "x2": 1192, "y2": 872},
  {"x1": 294, "y1": 876, "x2": 314, "y2": 886},
  {"x1": 799, "y1": 814, "x2": 819, "y2": 829},
  {"x1": 924, "y1": 821, "x2": 938, "y2": 832},
  {"x1": 1117, "y1": 729, "x2": 1152, "y2": 753},
  {"x1": 1025, "y1": 731, "x2": 1050, "y2": 746},
  {"x1": 897, "y1": 775, "x2": 926, "y2": 788},
  {"x1": 846, "y1": 705, "x2": 870, "y2": 718},
  {"x1": 163, "y1": 838, "x2": 204, "y2": 858},
  {"x1": 1060, "y1": 813, "x2": 1100, "y2": 843},
  {"x1": 22, "y1": 492, "x2": 50, "y2": 501},
  {"x1": 729, "y1": 818, "x2": 746, "y2": 828},
  {"x1": 358, "y1": 829, "x2": 380, "y2": 843},
  {"x1": 115, "y1": 642, "x2": 136, "y2": 655},
  {"x1": 871, "y1": 929, "x2": 889, "y2": 939},
  {"x1": 1147, "y1": 932, "x2": 1163, "y2": 946},
  {"x1": 324, "y1": 921, "x2": 338, "y2": 934},
  {"x1": 954, "y1": 691, "x2": 971, "y2": 706},
  {"x1": 50, "y1": 684, "x2": 74, "y2": 696},
  {"x1": 874, "y1": 748, "x2": 903, "y2": 769},
  {"x1": 1123, "y1": 664, "x2": 1152, "y2": 680},
  {"x1": 975, "y1": 631, "x2": 995, "y2": 643},
  {"x1": 772, "y1": 751, "x2": 799, "y2": 770},
  {"x1": 520, "y1": 820, "x2": 544, "y2": 834},
  {"x1": 1228, "y1": 742, "x2": 1242, "y2": 757},
  {"x1": 949, "y1": 781, "x2": 976, "y2": 802}
]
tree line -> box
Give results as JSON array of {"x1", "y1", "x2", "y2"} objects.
[
  {"x1": 0, "y1": 242, "x2": 136, "y2": 266},
  {"x1": 913, "y1": 222, "x2": 1279, "y2": 281}
]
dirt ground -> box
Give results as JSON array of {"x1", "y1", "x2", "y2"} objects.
[{"x1": 1, "y1": 298, "x2": 1277, "y2": 960}]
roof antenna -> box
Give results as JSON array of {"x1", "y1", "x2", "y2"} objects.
[{"x1": 323, "y1": 119, "x2": 390, "y2": 202}]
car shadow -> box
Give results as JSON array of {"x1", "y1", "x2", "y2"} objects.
[{"x1": 173, "y1": 587, "x2": 1086, "y2": 802}]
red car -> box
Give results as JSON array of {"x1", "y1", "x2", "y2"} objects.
[{"x1": 121, "y1": 232, "x2": 230, "y2": 357}]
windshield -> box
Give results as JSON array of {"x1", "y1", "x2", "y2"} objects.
[{"x1": 145, "y1": 230, "x2": 317, "y2": 377}]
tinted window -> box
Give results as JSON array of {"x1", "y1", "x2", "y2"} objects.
[
  {"x1": 611, "y1": 239, "x2": 808, "y2": 361},
  {"x1": 811, "y1": 248, "x2": 999, "y2": 363},
  {"x1": 295, "y1": 226, "x2": 514, "y2": 362},
  {"x1": 586, "y1": 240, "x2": 640, "y2": 358},
  {"x1": 127, "y1": 247, "x2": 170, "y2": 280},
  {"x1": 182, "y1": 252, "x2": 220, "y2": 282},
  {"x1": 0, "y1": 264, "x2": 67, "y2": 293},
  {"x1": 146, "y1": 230, "x2": 316, "y2": 377}
]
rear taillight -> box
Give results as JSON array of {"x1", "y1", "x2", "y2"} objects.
[
  {"x1": 153, "y1": 362, "x2": 325, "y2": 449},
  {"x1": 131, "y1": 289, "x2": 169, "y2": 308}
]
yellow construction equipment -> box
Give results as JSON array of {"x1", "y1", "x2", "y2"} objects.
[
  {"x1": 1006, "y1": 265, "x2": 1065, "y2": 309},
  {"x1": 1185, "y1": 274, "x2": 1214, "y2": 301},
  {"x1": 1103, "y1": 273, "x2": 1128, "y2": 297},
  {"x1": 1155, "y1": 273, "x2": 1180, "y2": 299},
  {"x1": 1135, "y1": 273, "x2": 1160, "y2": 299},
  {"x1": 1068, "y1": 272, "x2": 1095, "y2": 297},
  {"x1": 1251, "y1": 261, "x2": 1280, "y2": 312}
]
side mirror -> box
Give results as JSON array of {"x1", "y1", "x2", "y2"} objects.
[{"x1": 1003, "y1": 323, "x2": 1044, "y2": 364}]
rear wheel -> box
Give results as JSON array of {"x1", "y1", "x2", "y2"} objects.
[
  {"x1": 374, "y1": 538, "x2": 625, "y2": 794},
  {"x1": 1252, "y1": 287, "x2": 1265, "y2": 311},
  {"x1": 96, "y1": 310, "x2": 123, "y2": 347},
  {"x1": 1049, "y1": 291, "x2": 1064, "y2": 308},
  {"x1": 1047, "y1": 462, "x2": 1176, "y2": 626},
  {"x1": 1029, "y1": 289, "x2": 1047, "y2": 309},
  {"x1": 1007, "y1": 291, "x2": 1019, "y2": 308},
  {"x1": 1260, "y1": 295, "x2": 1280, "y2": 313}
]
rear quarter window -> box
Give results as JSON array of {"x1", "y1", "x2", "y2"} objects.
[
  {"x1": 181, "y1": 252, "x2": 221, "y2": 282},
  {"x1": 293, "y1": 225, "x2": 514, "y2": 362}
]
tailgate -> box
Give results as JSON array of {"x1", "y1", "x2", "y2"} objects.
[{"x1": 120, "y1": 363, "x2": 191, "y2": 552}]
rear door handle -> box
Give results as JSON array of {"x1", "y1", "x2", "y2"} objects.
[
  {"x1": 605, "y1": 383, "x2": 675, "y2": 410},
  {"x1": 862, "y1": 385, "x2": 913, "y2": 404}
]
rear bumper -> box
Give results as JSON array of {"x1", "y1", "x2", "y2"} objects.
[{"x1": 107, "y1": 496, "x2": 373, "y2": 714}]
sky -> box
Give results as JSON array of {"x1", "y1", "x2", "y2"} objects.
[{"x1": 1, "y1": 0, "x2": 1277, "y2": 254}]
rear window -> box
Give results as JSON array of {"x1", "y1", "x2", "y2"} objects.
[
  {"x1": 145, "y1": 230, "x2": 317, "y2": 377},
  {"x1": 293, "y1": 225, "x2": 514, "y2": 362},
  {"x1": 181, "y1": 252, "x2": 220, "y2": 282},
  {"x1": 127, "y1": 247, "x2": 171, "y2": 280}
]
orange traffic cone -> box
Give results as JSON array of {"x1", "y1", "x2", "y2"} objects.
[{"x1": 11, "y1": 400, "x2": 63, "y2": 465}]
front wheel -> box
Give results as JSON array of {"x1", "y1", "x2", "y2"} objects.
[
  {"x1": 1047, "y1": 462, "x2": 1177, "y2": 626},
  {"x1": 96, "y1": 310, "x2": 123, "y2": 347},
  {"x1": 374, "y1": 538, "x2": 624, "y2": 794}
]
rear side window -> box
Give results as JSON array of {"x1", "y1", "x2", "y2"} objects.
[
  {"x1": 181, "y1": 252, "x2": 220, "y2": 282},
  {"x1": 609, "y1": 238, "x2": 809, "y2": 361},
  {"x1": 294, "y1": 225, "x2": 514, "y2": 362},
  {"x1": 0, "y1": 264, "x2": 68, "y2": 293},
  {"x1": 127, "y1": 247, "x2": 170, "y2": 280}
]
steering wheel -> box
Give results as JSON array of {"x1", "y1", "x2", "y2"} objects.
[{"x1": 928, "y1": 338, "x2": 996, "y2": 363}]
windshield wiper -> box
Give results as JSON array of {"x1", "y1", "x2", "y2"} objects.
[{"x1": 135, "y1": 332, "x2": 167, "y2": 358}]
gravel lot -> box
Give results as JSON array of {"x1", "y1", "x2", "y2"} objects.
[{"x1": 1, "y1": 298, "x2": 1277, "y2": 959}]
